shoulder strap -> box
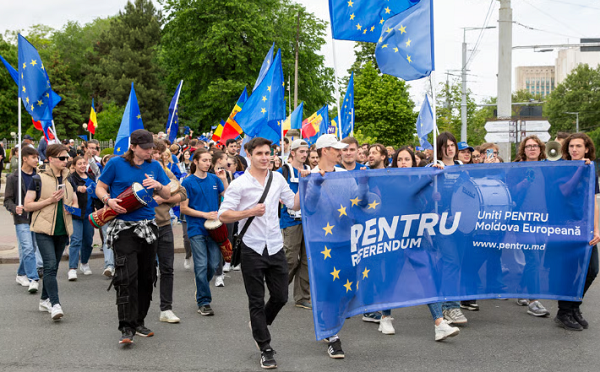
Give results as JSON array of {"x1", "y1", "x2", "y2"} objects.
[
  {"x1": 32, "y1": 174, "x2": 42, "y2": 202},
  {"x1": 282, "y1": 164, "x2": 290, "y2": 182},
  {"x1": 237, "y1": 171, "x2": 273, "y2": 240}
]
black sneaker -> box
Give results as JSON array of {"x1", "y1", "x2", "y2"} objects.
[
  {"x1": 554, "y1": 312, "x2": 583, "y2": 331},
  {"x1": 460, "y1": 300, "x2": 479, "y2": 311},
  {"x1": 260, "y1": 348, "x2": 277, "y2": 369},
  {"x1": 572, "y1": 308, "x2": 589, "y2": 329},
  {"x1": 119, "y1": 329, "x2": 135, "y2": 345},
  {"x1": 135, "y1": 325, "x2": 155, "y2": 337},
  {"x1": 198, "y1": 305, "x2": 215, "y2": 316},
  {"x1": 327, "y1": 338, "x2": 345, "y2": 359}
]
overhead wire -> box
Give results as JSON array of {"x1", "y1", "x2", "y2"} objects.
[{"x1": 521, "y1": 0, "x2": 585, "y2": 37}]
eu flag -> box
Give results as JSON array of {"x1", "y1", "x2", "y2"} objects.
[
  {"x1": 235, "y1": 49, "x2": 286, "y2": 138},
  {"x1": 416, "y1": 95, "x2": 434, "y2": 150},
  {"x1": 341, "y1": 72, "x2": 354, "y2": 138},
  {"x1": 114, "y1": 83, "x2": 144, "y2": 155},
  {"x1": 167, "y1": 81, "x2": 183, "y2": 143},
  {"x1": 254, "y1": 43, "x2": 274, "y2": 91},
  {"x1": 329, "y1": 0, "x2": 420, "y2": 43},
  {"x1": 375, "y1": 0, "x2": 434, "y2": 81},
  {"x1": 0, "y1": 54, "x2": 18, "y2": 84}
]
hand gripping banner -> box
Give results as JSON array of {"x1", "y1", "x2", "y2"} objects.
[{"x1": 299, "y1": 162, "x2": 595, "y2": 340}]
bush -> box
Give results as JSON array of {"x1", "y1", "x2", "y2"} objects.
[{"x1": 100, "y1": 148, "x2": 114, "y2": 157}]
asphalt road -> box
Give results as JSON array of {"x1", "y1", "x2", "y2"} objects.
[{"x1": 1, "y1": 253, "x2": 599, "y2": 372}]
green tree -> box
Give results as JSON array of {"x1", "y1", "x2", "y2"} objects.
[
  {"x1": 160, "y1": 0, "x2": 334, "y2": 132},
  {"x1": 86, "y1": 0, "x2": 168, "y2": 133},
  {"x1": 545, "y1": 64, "x2": 600, "y2": 135},
  {"x1": 94, "y1": 101, "x2": 125, "y2": 141},
  {"x1": 435, "y1": 77, "x2": 481, "y2": 145}
]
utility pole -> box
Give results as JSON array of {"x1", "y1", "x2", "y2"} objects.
[
  {"x1": 565, "y1": 112, "x2": 579, "y2": 132},
  {"x1": 294, "y1": 12, "x2": 300, "y2": 109},
  {"x1": 497, "y1": 0, "x2": 513, "y2": 161}
]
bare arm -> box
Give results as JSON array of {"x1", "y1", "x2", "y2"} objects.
[
  {"x1": 95, "y1": 180, "x2": 127, "y2": 214},
  {"x1": 219, "y1": 207, "x2": 263, "y2": 224},
  {"x1": 24, "y1": 189, "x2": 61, "y2": 212},
  {"x1": 180, "y1": 199, "x2": 218, "y2": 220}
]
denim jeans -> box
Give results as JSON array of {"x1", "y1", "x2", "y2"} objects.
[
  {"x1": 190, "y1": 234, "x2": 221, "y2": 306},
  {"x1": 69, "y1": 218, "x2": 94, "y2": 269},
  {"x1": 101, "y1": 223, "x2": 115, "y2": 269},
  {"x1": 381, "y1": 303, "x2": 443, "y2": 320},
  {"x1": 16, "y1": 224, "x2": 39, "y2": 281},
  {"x1": 36, "y1": 233, "x2": 69, "y2": 306}
]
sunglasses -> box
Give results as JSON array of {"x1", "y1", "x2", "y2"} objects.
[
  {"x1": 227, "y1": 163, "x2": 232, "y2": 167},
  {"x1": 88, "y1": 147, "x2": 98, "y2": 151},
  {"x1": 56, "y1": 156, "x2": 69, "y2": 161}
]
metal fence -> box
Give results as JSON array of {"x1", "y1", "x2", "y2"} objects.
[{"x1": 1, "y1": 138, "x2": 114, "y2": 150}]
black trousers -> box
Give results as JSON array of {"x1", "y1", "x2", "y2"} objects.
[
  {"x1": 558, "y1": 245, "x2": 599, "y2": 312},
  {"x1": 157, "y1": 225, "x2": 175, "y2": 311},
  {"x1": 241, "y1": 243, "x2": 289, "y2": 351},
  {"x1": 112, "y1": 225, "x2": 158, "y2": 331}
]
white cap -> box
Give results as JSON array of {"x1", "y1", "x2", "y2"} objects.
[
  {"x1": 315, "y1": 134, "x2": 348, "y2": 150},
  {"x1": 69, "y1": 139, "x2": 74, "y2": 143},
  {"x1": 290, "y1": 139, "x2": 309, "y2": 150}
]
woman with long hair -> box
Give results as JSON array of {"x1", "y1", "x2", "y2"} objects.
[{"x1": 180, "y1": 150, "x2": 192, "y2": 173}]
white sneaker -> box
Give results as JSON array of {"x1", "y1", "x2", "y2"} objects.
[
  {"x1": 443, "y1": 308, "x2": 468, "y2": 325},
  {"x1": 103, "y1": 267, "x2": 115, "y2": 278},
  {"x1": 28, "y1": 280, "x2": 39, "y2": 294},
  {"x1": 159, "y1": 310, "x2": 181, "y2": 323},
  {"x1": 68, "y1": 269, "x2": 77, "y2": 281},
  {"x1": 183, "y1": 259, "x2": 191, "y2": 270},
  {"x1": 223, "y1": 262, "x2": 231, "y2": 273},
  {"x1": 80, "y1": 263, "x2": 92, "y2": 275},
  {"x1": 378, "y1": 316, "x2": 395, "y2": 335},
  {"x1": 39, "y1": 299, "x2": 52, "y2": 313},
  {"x1": 215, "y1": 275, "x2": 225, "y2": 287},
  {"x1": 435, "y1": 319, "x2": 460, "y2": 341},
  {"x1": 51, "y1": 304, "x2": 64, "y2": 320},
  {"x1": 16, "y1": 275, "x2": 30, "y2": 287},
  {"x1": 233, "y1": 264, "x2": 241, "y2": 272}
]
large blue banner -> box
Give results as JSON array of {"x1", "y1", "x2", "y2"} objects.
[{"x1": 299, "y1": 162, "x2": 595, "y2": 340}]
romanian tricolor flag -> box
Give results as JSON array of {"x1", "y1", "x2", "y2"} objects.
[
  {"x1": 212, "y1": 120, "x2": 225, "y2": 142},
  {"x1": 219, "y1": 88, "x2": 248, "y2": 144},
  {"x1": 302, "y1": 111, "x2": 322, "y2": 139},
  {"x1": 88, "y1": 99, "x2": 97, "y2": 135}
]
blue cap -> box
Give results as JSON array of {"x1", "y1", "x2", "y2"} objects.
[
  {"x1": 457, "y1": 141, "x2": 474, "y2": 151},
  {"x1": 416, "y1": 146, "x2": 424, "y2": 151}
]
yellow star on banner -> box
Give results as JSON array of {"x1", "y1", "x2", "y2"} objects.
[
  {"x1": 331, "y1": 267, "x2": 340, "y2": 281},
  {"x1": 381, "y1": 44, "x2": 388, "y2": 49},
  {"x1": 385, "y1": 6, "x2": 391, "y2": 13},
  {"x1": 362, "y1": 267, "x2": 370, "y2": 279},
  {"x1": 323, "y1": 222, "x2": 334, "y2": 236},
  {"x1": 350, "y1": 13, "x2": 355, "y2": 20},
  {"x1": 137, "y1": 114, "x2": 141, "y2": 119},
  {"x1": 368, "y1": 200, "x2": 380, "y2": 209},
  {"x1": 399, "y1": 25, "x2": 407, "y2": 34},
  {"x1": 356, "y1": 23, "x2": 362, "y2": 31},
  {"x1": 262, "y1": 96, "x2": 267, "y2": 102},
  {"x1": 394, "y1": 47, "x2": 399, "y2": 53},
  {"x1": 30, "y1": 59, "x2": 37, "y2": 67},
  {"x1": 22, "y1": 86, "x2": 26, "y2": 92},
  {"x1": 344, "y1": 279, "x2": 353, "y2": 292},
  {"x1": 347, "y1": 0, "x2": 353, "y2": 7},
  {"x1": 37, "y1": 100, "x2": 43, "y2": 106},
  {"x1": 261, "y1": 108, "x2": 267, "y2": 114},
  {"x1": 350, "y1": 197, "x2": 361, "y2": 207},
  {"x1": 407, "y1": 55, "x2": 412, "y2": 63},
  {"x1": 406, "y1": 39, "x2": 412, "y2": 47},
  {"x1": 338, "y1": 205, "x2": 347, "y2": 217},
  {"x1": 321, "y1": 246, "x2": 331, "y2": 260},
  {"x1": 267, "y1": 86, "x2": 271, "y2": 92}
]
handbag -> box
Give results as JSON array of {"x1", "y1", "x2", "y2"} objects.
[{"x1": 230, "y1": 171, "x2": 273, "y2": 266}]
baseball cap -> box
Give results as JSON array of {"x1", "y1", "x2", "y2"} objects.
[
  {"x1": 130, "y1": 129, "x2": 155, "y2": 149},
  {"x1": 69, "y1": 139, "x2": 74, "y2": 143},
  {"x1": 457, "y1": 142, "x2": 474, "y2": 152},
  {"x1": 290, "y1": 139, "x2": 309, "y2": 150},
  {"x1": 315, "y1": 134, "x2": 348, "y2": 150},
  {"x1": 23, "y1": 134, "x2": 34, "y2": 141}
]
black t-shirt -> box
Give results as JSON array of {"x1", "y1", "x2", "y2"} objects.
[{"x1": 21, "y1": 170, "x2": 35, "y2": 191}]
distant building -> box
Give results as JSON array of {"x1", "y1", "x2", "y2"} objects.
[
  {"x1": 515, "y1": 66, "x2": 555, "y2": 98},
  {"x1": 555, "y1": 45, "x2": 600, "y2": 84}
]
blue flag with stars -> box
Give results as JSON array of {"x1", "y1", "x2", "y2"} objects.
[
  {"x1": 375, "y1": 0, "x2": 434, "y2": 81},
  {"x1": 114, "y1": 83, "x2": 144, "y2": 155},
  {"x1": 341, "y1": 72, "x2": 354, "y2": 138},
  {"x1": 236, "y1": 49, "x2": 286, "y2": 138},
  {"x1": 254, "y1": 43, "x2": 274, "y2": 91},
  {"x1": 416, "y1": 95, "x2": 434, "y2": 150},
  {"x1": 329, "y1": 0, "x2": 420, "y2": 43},
  {"x1": 167, "y1": 81, "x2": 183, "y2": 144},
  {"x1": 18, "y1": 34, "x2": 58, "y2": 123}
]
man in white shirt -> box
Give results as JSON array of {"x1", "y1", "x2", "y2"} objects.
[{"x1": 219, "y1": 137, "x2": 304, "y2": 369}]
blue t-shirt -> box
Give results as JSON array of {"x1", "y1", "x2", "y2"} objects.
[
  {"x1": 98, "y1": 157, "x2": 170, "y2": 221},
  {"x1": 278, "y1": 166, "x2": 302, "y2": 229},
  {"x1": 182, "y1": 173, "x2": 224, "y2": 238},
  {"x1": 171, "y1": 154, "x2": 179, "y2": 164},
  {"x1": 84, "y1": 177, "x2": 95, "y2": 216}
]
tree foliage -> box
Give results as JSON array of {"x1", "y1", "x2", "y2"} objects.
[
  {"x1": 94, "y1": 102, "x2": 125, "y2": 141},
  {"x1": 435, "y1": 77, "x2": 482, "y2": 146}
]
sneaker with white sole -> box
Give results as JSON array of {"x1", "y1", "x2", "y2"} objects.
[
  {"x1": 160, "y1": 310, "x2": 181, "y2": 323},
  {"x1": 215, "y1": 275, "x2": 225, "y2": 287},
  {"x1": 16, "y1": 275, "x2": 30, "y2": 287},
  {"x1": 260, "y1": 348, "x2": 277, "y2": 369},
  {"x1": 103, "y1": 266, "x2": 115, "y2": 278},
  {"x1": 51, "y1": 304, "x2": 64, "y2": 320},
  {"x1": 443, "y1": 308, "x2": 468, "y2": 325},
  {"x1": 327, "y1": 338, "x2": 345, "y2": 359},
  {"x1": 79, "y1": 263, "x2": 92, "y2": 275},
  {"x1": 28, "y1": 280, "x2": 39, "y2": 294},
  {"x1": 527, "y1": 300, "x2": 550, "y2": 317},
  {"x1": 435, "y1": 319, "x2": 460, "y2": 341},
  {"x1": 362, "y1": 312, "x2": 382, "y2": 323},
  {"x1": 68, "y1": 269, "x2": 77, "y2": 281},
  {"x1": 39, "y1": 299, "x2": 52, "y2": 313},
  {"x1": 378, "y1": 316, "x2": 395, "y2": 335},
  {"x1": 223, "y1": 262, "x2": 231, "y2": 272},
  {"x1": 516, "y1": 298, "x2": 530, "y2": 306},
  {"x1": 183, "y1": 259, "x2": 191, "y2": 271},
  {"x1": 233, "y1": 264, "x2": 241, "y2": 271}
]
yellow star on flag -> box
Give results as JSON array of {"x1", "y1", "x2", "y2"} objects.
[
  {"x1": 350, "y1": 13, "x2": 355, "y2": 20},
  {"x1": 394, "y1": 47, "x2": 399, "y2": 53},
  {"x1": 25, "y1": 97, "x2": 29, "y2": 104},
  {"x1": 262, "y1": 96, "x2": 267, "y2": 102},
  {"x1": 350, "y1": 197, "x2": 361, "y2": 207},
  {"x1": 331, "y1": 267, "x2": 340, "y2": 281},
  {"x1": 399, "y1": 25, "x2": 407, "y2": 34},
  {"x1": 368, "y1": 200, "x2": 380, "y2": 209},
  {"x1": 343, "y1": 279, "x2": 353, "y2": 292},
  {"x1": 378, "y1": 37, "x2": 383, "y2": 43},
  {"x1": 386, "y1": 27, "x2": 392, "y2": 33},
  {"x1": 267, "y1": 86, "x2": 271, "y2": 92},
  {"x1": 45, "y1": 93, "x2": 49, "y2": 98},
  {"x1": 363, "y1": 29, "x2": 367, "y2": 34},
  {"x1": 406, "y1": 39, "x2": 412, "y2": 47},
  {"x1": 321, "y1": 246, "x2": 332, "y2": 260},
  {"x1": 137, "y1": 114, "x2": 141, "y2": 119},
  {"x1": 30, "y1": 105, "x2": 33, "y2": 111},
  {"x1": 323, "y1": 222, "x2": 334, "y2": 236},
  {"x1": 338, "y1": 205, "x2": 347, "y2": 217},
  {"x1": 22, "y1": 63, "x2": 26, "y2": 69},
  {"x1": 382, "y1": 44, "x2": 388, "y2": 49},
  {"x1": 356, "y1": 24, "x2": 362, "y2": 31},
  {"x1": 37, "y1": 100, "x2": 43, "y2": 106},
  {"x1": 30, "y1": 59, "x2": 37, "y2": 66},
  {"x1": 261, "y1": 108, "x2": 267, "y2": 114},
  {"x1": 370, "y1": 26, "x2": 375, "y2": 32},
  {"x1": 41, "y1": 64, "x2": 44, "y2": 70},
  {"x1": 407, "y1": 55, "x2": 412, "y2": 63},
  {"x1": 22, "y1": 86, "x2": 26, "y2": 92},
  {"x1": 385, "y1": 7, "x2": 391, "y2": 14},
  {"x1": 347, "y1": 0, "x2": 353, "y2": 7},
  {"x1": 380, "y1": 18, "x2": 385, "y2": 25},
  {"x1": 362, "y1": 267, "x2": 370, "y2": 279}
]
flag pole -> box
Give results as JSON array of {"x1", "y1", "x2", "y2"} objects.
[
  {"x1": 51, "y1": 120, "x2": 60, "y2": 144},
  {"x1": 17, "y1": 97, "x2": 22, "y2": 207},
  {"x1": 331, "y1": 39, "x2": 343, "y2": 141},
  {"x1": 167, "y1": 80, "x2": 184, "y2": 135},
  {"x1": 430, "y1": 72, "x2": 438, "y2": 162}
]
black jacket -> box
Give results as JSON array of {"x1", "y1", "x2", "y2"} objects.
[
  {"x1": 4, "y1": 168, "x2": 37, "y2": 225},
  {"x1": 68, "y1": 172, "x2": 101, "y2": 220}
]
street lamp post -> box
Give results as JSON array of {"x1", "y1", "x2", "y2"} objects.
[{"x1": 82, "y1": 123, "x2": 90, "y2": 141}]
